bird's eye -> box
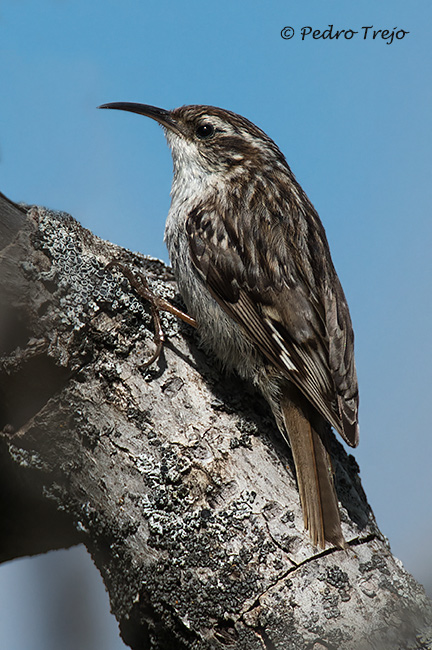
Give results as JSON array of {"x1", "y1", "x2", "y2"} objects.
[{"x1": 195, "y1": 123, "x2": 215, "y2": 139}]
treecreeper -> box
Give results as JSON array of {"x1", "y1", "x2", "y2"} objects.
[{"x1": 99, "y1": 102, "x2": 360, "y2": 549}]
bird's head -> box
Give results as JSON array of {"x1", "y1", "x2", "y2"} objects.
[{"x1": 98, "y1": 102, "x2": 288, "y2": 178}]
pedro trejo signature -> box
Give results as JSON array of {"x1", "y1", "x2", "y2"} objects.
[{"x1": 281, "y1": 24, "x2": 410, "y2": 45}]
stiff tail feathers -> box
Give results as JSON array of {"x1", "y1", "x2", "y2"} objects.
[{"x1": 280, "y1": 387, "x2": 345, "y2": 549}]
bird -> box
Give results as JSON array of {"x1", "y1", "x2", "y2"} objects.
[{"x1": 98, "y1": 102, "x2": 359, "y2": 549}]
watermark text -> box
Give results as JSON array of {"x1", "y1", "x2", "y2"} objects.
[{"x1": 281, "y1": 25, "x2": 410, "y2": 45}]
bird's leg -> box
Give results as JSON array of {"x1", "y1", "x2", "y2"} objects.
[{"x1": 106, "y1": 260, "x2": 197, "y2": 368}]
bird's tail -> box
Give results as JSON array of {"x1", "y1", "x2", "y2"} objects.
[{"x1": 280, "y1": 386, "x2": 345, "y2": 549}]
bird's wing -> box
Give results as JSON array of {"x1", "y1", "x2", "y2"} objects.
[{"x1": 185, "y1": 199, "x2": 359, "y2": 447}]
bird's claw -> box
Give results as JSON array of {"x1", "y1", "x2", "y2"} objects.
[{"x1": 106, "y1": 259, "x2": 196, "y2": 368}]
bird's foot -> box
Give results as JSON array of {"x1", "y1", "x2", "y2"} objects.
[{"x1": 106, "y1": 260, "x2": 197, "y2": 368}]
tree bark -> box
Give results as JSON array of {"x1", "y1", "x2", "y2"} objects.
[{"x1": 0, "y1": 192, "x2": 431, "y2": 650}]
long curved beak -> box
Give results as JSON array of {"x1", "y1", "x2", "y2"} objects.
[{"x1": 98, "y1": 102, "x2": 182, "y2": 135}]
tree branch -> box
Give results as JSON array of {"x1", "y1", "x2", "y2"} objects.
[{"x1": 1, "y1": 194, "x2": 431, "y2": 649}]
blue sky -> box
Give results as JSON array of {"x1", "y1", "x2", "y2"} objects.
[{"x1": 1, "y1": 0, "x2": 431, "y2": 646}]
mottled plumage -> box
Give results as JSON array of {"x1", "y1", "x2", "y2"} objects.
[{"x1": 99, "y1": 102, "x2": 359, "y2": 548}]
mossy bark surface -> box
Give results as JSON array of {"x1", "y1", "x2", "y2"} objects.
[{"x1": 1, "y1": 193, "x2": 431, "y2": 649}]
